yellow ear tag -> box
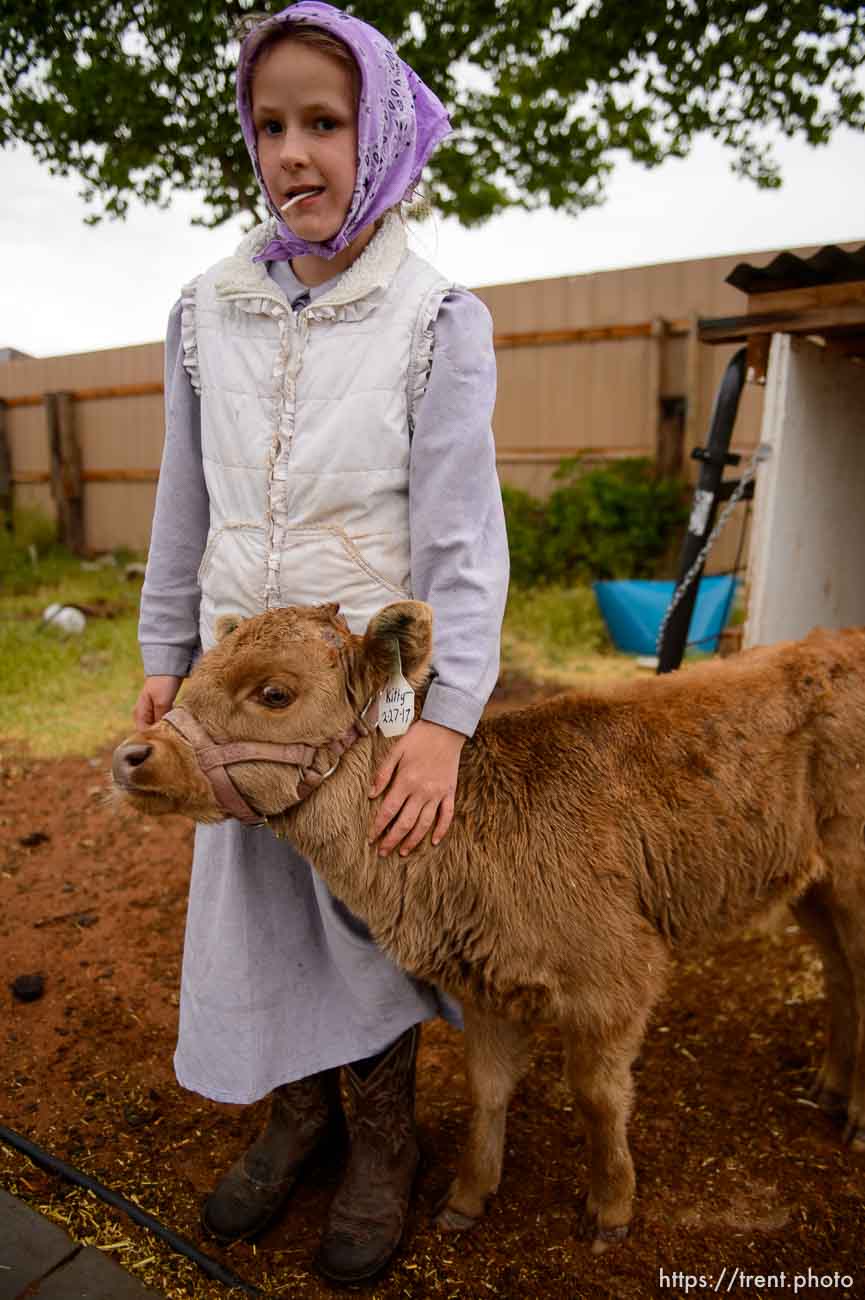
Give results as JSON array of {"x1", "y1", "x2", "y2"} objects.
[{"x1": 378, "y1": 638, "x2": 415, "y2": 737}]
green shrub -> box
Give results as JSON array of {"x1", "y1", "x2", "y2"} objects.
[
  {"x1": 502, "y1": 457, "x2": 687, "y2": 588},
  {"x1": 500, "y1": 485, "x2": 546, "y2": 588}
]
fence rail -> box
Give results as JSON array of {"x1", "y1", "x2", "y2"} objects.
[
  {"x1": 11, "y1": 469, "x2": 160, "y2": 484},
  {"x1": 494, "y1": 318, "x2": 690, "y2": 350},
  {"x1": 4, "y1": 381, "x2": 164, "y2": 409}
]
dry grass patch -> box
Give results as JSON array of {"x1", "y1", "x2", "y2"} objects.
[{"x1": 501, "y1": 583, "x2": 645, "y2": 688}]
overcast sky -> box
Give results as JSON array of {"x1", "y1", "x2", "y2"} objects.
[{"x1": 2, "y1": 125, "x2": 864, "y2": 359}]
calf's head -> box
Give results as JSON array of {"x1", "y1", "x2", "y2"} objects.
[{"x1": 112, "y1": 600, "x2": 433, "y2": 824}]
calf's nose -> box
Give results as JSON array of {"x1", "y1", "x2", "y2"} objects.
[{"x1": 112, "y1": 742, "x2": 154, "y2": 784}]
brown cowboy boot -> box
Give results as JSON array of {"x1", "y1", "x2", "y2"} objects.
[
  {"x1": 201, "y1": 1069, "x2": 344, "y2": 1243},
  {"x1": 314, "y1": 1026, "x2": 420, "y2": 1284}
]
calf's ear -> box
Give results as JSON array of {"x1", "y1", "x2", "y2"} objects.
[
  {"x1": 363, "y1": 601, "x2": 433, "y2": 680},
  {"x1": 215, "y1": 613, "x2": 243, "y2": 642}
]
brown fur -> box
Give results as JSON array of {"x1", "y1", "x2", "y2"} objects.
[{"x1": 113, "y1": 602, "x2": 865, "y2": 1247}]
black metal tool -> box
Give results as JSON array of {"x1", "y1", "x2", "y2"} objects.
[{"x1": 657, "y1": 347, "x2": 748, "y2": 674}]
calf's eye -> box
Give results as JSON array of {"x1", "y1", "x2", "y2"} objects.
[{"x1": 261, "y1": 685, "x2": 292, "y2": 708}]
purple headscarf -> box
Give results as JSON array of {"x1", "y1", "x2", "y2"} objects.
[{"x1": 236, "y1": 1, "x2": 451, "y2": 262}]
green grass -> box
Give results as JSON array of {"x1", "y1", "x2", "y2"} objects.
[
  {"x1": 0, "y1": 615, "x2": 142, "y2": 756},
  {"x1": 0, "y1": 516, "x2": 143, "y2": 756},
  {"x1": 501, "y1": 583, "x2": 643, "y2": 687}
]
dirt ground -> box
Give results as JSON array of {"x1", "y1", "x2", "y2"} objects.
[{"x1": 0, "y1": 675, "x2": 862, "y2": 1300}]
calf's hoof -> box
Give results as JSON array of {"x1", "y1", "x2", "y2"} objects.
[
  {"x1": 591, "y1": 1222, "x2": 629, "y2": 1256},
  {"x1": 579, "y1": 1195, "x2": 630, "y2": 1254},
  {"x1": 434, "y1": 1201, "x2": 481, "y2": 1233},
  {"x1": 842, "y1": 1119, "x2": 865, "y2": 1152},
  {"x1": 810, "y1": 1082, "x2": 848, "y2": 1117}
]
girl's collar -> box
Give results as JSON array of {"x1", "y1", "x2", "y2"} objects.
[
  {"x1": 215, "y1": 212, "x2": 407, "y2": 314},
  {"x1": 269, "y1": 260, "x2": 340, "y2": 306}
]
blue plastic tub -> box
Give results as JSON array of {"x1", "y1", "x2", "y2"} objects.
[{"x1": 592, "y1": 576, "x2": 738, "y2": 656}]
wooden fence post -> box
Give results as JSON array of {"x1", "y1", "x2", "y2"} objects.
[
  {"x1": 0, "y1": 398, "x2": 12, "y2": 532},
  {"x1": 656, "y1": 396, "x2": 686, "y2": 480},
  {"x1": 683, "y1": 312, "x2": 702, "y2": 483},
  {"x1": 648, "y1": 318, "x2": 665, "y2": 459},
  {"x1": 45, "y1": 391, "x2": 85, "y2": 554},
  {"x1": 650, "y1": 317, "x2": 686, "y2": 478}
]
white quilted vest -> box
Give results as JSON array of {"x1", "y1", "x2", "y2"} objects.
[{"x1": 181, "y1": 213, "x2": 452, "y2": 648}]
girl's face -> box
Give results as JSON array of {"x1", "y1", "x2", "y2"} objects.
[{"x1": 251, "y1": 39, "x2": 358, "y2": 243}]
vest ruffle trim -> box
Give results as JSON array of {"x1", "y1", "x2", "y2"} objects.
[
  {"x1": 180, "y1": 275, "x2": 203, "y2": 397},
  {"x1": 407, "y1": 286, "x2": 451, "y2": 433}
]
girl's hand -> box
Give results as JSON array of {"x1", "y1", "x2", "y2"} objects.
[
  {"x1": 133, "y1": 675, "x2": 183, "y2": 730},
  {"x1": 368, "y1": 719, "x2": 466, "y2": 857}
]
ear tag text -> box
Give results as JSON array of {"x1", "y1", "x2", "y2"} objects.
[{"x1": 377, "y1": 638, "x2": 415, "y2": 737}]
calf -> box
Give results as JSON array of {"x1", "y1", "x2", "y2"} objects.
[{"x1": 113, "y1": 601, "x2": 865, "y2": 1249}]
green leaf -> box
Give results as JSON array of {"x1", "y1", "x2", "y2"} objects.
[{"x1": 1, "y1": 0, "x2": 863, "y2": 226}]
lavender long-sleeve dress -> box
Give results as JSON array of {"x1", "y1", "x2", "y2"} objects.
[{"x1": 139, "y1": 257, "x2": 509, "y2": 1104}]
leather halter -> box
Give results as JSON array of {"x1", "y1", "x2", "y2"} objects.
[{"x1": 162, "y1": 696, "x2": 380, "y2": 828}]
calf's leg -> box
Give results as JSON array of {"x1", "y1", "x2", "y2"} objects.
[
  {"x1": 436, "y1": 1010, "x2": 532, "y2": 1230},
  {"x1": 563, "y1": 1023, "x2": 644, "y2": 1253},
  {"x1": 815, "y1": 821, "x2": 865, "y2": 1150},
  {"x1": 791, "y1": 879, "x2": 856, "y2": 1115}
]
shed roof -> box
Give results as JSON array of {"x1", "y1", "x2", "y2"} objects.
[
  {"x1": 726, "y1": 244, "x2": 865, "y2": 295},
  {"x1": 699, "y1": 241, "x2": 865, "y2": 368}
]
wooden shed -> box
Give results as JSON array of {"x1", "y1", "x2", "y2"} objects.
[{"x1": 697, "y1": 245, "x2": 865, "y2": 649}]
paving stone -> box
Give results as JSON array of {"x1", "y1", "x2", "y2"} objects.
[
  {"x1": 30, "y1": 1244, "x2": 163, "y2": 1298},
  {"x1": 0, "y1": 1188, "x2": 76, "y2": 1300}
]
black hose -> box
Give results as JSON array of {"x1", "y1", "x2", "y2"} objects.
[{"x1": 0, "y1": 1123, "x2": 267, "y2": 1297}]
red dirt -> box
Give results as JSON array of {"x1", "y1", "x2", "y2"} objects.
[{"x1": 0, "y1": 676, "x2": 862, "y2": 1299}]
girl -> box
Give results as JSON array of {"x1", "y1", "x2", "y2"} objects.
[{"x1": 135, "y1": 1, "x2": 508, "y2": 1285}]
